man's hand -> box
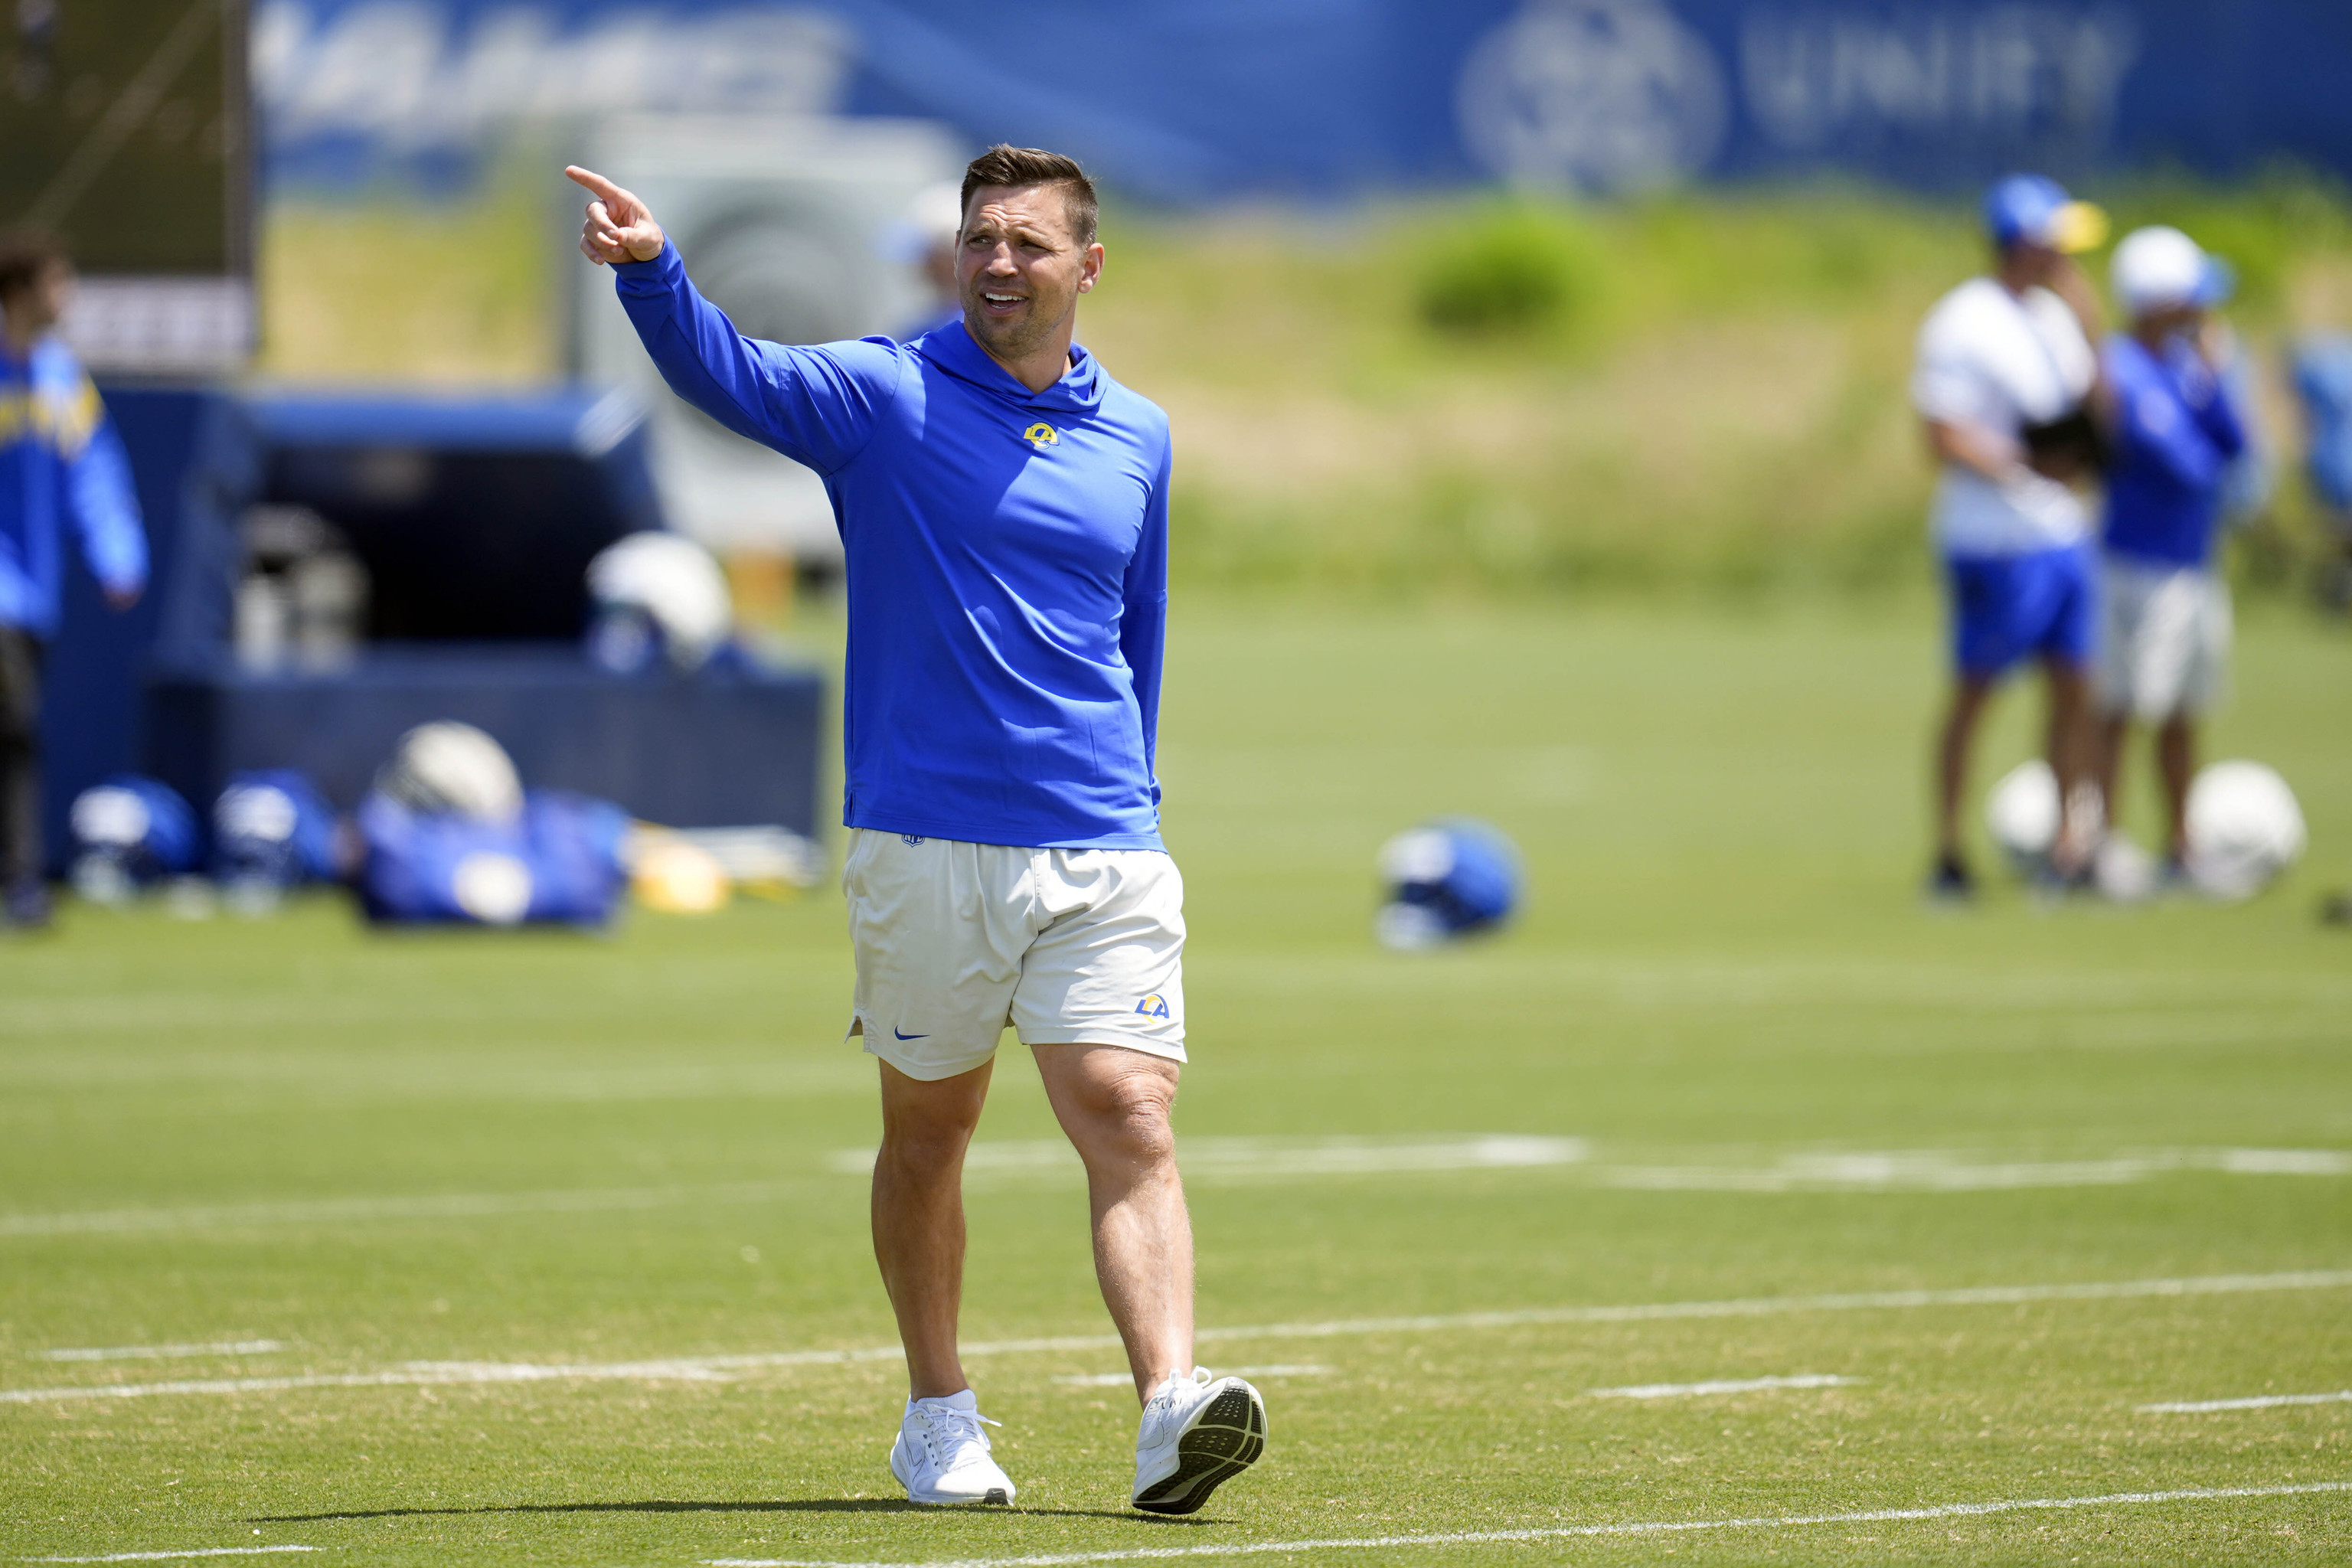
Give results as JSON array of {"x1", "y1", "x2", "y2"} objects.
[{"x1": 566, "y1": 166, "x2": 665, "y2": 266}]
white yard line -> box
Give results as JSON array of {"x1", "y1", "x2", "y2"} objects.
[
  {"x1": 701, "y1": 1479, "x2": 2352, "y2": 1567},
  {"x1": 24, "y1": 1550, "x2": 317, "y2": 1563},
  {"x1": 1053, "y1": 1366, "x2": 1332, "y2": 1389},
  {"x1": 0, "y1": 1182, "x2": 808, "y2": 1239},
  {"x1": 1587, "y1": 1373, "x2": 1860, "y2": 1399},
  {"x1": 11, "y1": 1146, "x2": 2343, "y2": 1240},
  {"x1": 6, "y1": 1269, "x2": 2347, "y2": 1406},
  {"x1": 2141, "y1": 1390, "x2": 2352, "y2": 1413},
  {"x1": 38, "y1": 1341, "x2": 283, "y2": 1362}
]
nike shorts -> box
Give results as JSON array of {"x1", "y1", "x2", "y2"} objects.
[
  {"x1": 2098, "y1": 555, "x2": 2230, "y2": 720},
  {"x1": 841, "y1": 828, "x2": 1186, "y2": 1082},
  {"x1": 1945, "y1": 543, "x2": 2099, "y2": 678}
]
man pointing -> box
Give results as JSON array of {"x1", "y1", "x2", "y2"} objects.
[{"x1": 567, "y1": 148, "x2": 1266, "y2": 1514}]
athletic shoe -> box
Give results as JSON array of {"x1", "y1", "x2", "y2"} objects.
[
  {"x1": 887, "y1": 1390, "x2": 1016, "y2": 1505},
  {"x1": 1132, "y1": 1367, "x2": 1266, "y2": 1515},
  {"x1": 1923, "y1": 853, "x2": 1975, "y2": 903}
]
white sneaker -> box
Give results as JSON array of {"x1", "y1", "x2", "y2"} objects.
[
  {"x1": 888, "y1": 1390, "x2": 1017, "y2": 1505},
  {"x1": 1132, "y1": 1367, "x2": 1267, "y2": 1514}
]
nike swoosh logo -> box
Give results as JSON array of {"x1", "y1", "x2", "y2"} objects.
[{"x1": 893, "y1": 1027, "x2": 928, "y2": 1040}]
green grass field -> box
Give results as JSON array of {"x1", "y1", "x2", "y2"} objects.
[{"x1": 5, "y1": 599, "x2": 2350, "y2": 1565}]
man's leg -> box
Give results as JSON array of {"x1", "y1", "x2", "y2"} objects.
[
  {"x1": 1031, "y1": 1043, "x2": 1192, "y2": 1403},
  {"x1": 2156, "y1": 713, "x2": 2196, "y2": 862},
  {"x1": 2043, "y1": 658, "x2": 2098, "y2": 873},
  {"x1": 1934, "y1": 675, "x2": 1995, "y2": 867},
  {"x1": 2094, "y1": 710, "x2": 2130, "y2": 844},
  {"x1": 0, "y1": 629, "x2": 45, "y2": 908},
  {"x1": 872, "y1": 1057, "x2": 994, "y2": 1400}
]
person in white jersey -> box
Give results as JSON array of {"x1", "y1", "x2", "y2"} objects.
[{"x1": 1912, "y1": 174, "x2": 2110, "y2": 897}]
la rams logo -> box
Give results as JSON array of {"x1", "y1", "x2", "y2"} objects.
[
  {"x1": 1023, "y1": 422, "x2": 1058, "y2": 449},
  {"x1": 1135, "y1": 993, "x2": 1171, "y2": 1020}
]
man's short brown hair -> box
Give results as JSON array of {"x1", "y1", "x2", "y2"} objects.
[
  {"x1": 959, "y1": 145, "x2": 1099, "y2": 249},
  {"x1": 0, "y1": 230, "x2": 70, "y2": 303}
]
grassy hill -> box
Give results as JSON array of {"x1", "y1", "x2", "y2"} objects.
[{"x1": 257, "y1": 168, "x2": 2352, "y2": 597}]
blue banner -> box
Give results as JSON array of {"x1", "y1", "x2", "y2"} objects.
[{"x1": 255, "y1": 0, "x2": 2352, "y2": 200}]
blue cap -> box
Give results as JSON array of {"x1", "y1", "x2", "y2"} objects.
[{"x1": 1983, "y1": 173, "x2": 2108, "y2": 253}]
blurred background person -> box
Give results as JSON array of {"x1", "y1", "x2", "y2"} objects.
[
  {"x1": 2094, "y1": 226, "x2": 2247, "y2": 878},
  {"x1": 0, "y1": 230, "x2": 146, "y2": 930},
  {"x1": 886, "y1": 182, "x2": 966, "y2": 341},
  {"x1": 1909, "y1": 175, "x2": 2109, "y2": 899}
]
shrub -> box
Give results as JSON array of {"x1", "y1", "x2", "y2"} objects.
[{"x1": 1415, "y1": 202, "x2": 1605, "y2": 336}]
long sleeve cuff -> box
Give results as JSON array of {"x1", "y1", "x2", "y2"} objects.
[{"x1": 612, "y1": 241, "x2": 684, "y2": 292}]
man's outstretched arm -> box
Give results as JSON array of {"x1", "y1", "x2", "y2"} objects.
[{"x1": 566, "y1": 165, "x2": 897, "y2": 475}]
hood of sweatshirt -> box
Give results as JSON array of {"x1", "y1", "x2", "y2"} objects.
[{"x1": 914, "y1": 318, "x2": 1105, "y2": 417}]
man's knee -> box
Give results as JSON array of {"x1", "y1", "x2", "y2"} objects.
[{"x1": 1067, "y1": 1059, "x2": 1179, "y2": 1168}]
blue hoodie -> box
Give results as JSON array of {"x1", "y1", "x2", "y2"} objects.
[
  {"x1": 1, "y1": 335, "x2": 146, "y2": 638},
  {"x1": 615, "y1": 243, "x2": 1171, "y2": 850},
  {"x1": 2100, "y1": 332, "x2": 2248, "y2": 570}
]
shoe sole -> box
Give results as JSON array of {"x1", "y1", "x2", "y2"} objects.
[{"x1": 1132, "y1": 1381, "x2": 1266, "y2": 1515}]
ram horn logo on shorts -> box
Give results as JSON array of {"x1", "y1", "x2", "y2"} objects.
[
  {"x1": 1135, "y1": 993, "x2": 1170, "y2": 1019},
  {"x1": 1023, "y1": 422, "x2": 1058, "y2": 449}
]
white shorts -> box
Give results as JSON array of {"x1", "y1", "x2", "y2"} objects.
[
  {"x1": 841, "y1": 829, "x2": 1186, "y2": 1082},
  {"x1": 2098, "y1": 556, "x2": 2231, "y2": 720}
]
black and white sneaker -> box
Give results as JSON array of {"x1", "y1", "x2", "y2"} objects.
[{"x1": 1131, "y1": 1368, "x2": 1266, "y2": 1515}]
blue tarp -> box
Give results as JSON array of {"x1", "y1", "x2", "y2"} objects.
[{"x1": 256, "y1": 0, "x2": 2352, "y2": 201}]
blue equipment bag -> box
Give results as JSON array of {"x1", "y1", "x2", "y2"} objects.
[{"x1": 357, "y1": 789, "x2": 628, "y2": 927}]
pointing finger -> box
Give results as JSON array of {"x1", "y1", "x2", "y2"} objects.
[{"x1": 564, "y1": 165, "x2": 625, "y2": 205}]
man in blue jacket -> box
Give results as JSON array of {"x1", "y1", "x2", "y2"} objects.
[
  {"x1": 569, "y1": 146, "x2": 1266, "y2": 1514},
  {"x1": 0, "y1": 232, "x2": 147, "y2": 929},
  {"x1": 2094, "y1": 226, "x2": 2247, "y2": 876}
]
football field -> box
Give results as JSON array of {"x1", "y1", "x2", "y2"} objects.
[{"x1": 5, "y1": 600, "x2": 2349, "y2": 1565}]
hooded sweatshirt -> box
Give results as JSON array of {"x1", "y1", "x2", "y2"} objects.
[
  {"x1": 614, "y1": 243, "x2": 1170, "y2": 850},
  {"x1": 1, "y1": 335, "x2": 146, "y2": 639}
]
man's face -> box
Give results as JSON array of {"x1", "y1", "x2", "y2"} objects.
[
  {"x1": 2004, "y1": 237, "x2": 2065, "y2": 285},
  {"x1": 956, "y1": 184, "x2": 1102, "y2": 365},
  {"x1": 2, "y1": 260, "x2": 74, "y2": 334},
  {"x1": 2138, "y1": 301, "x2": 2203, "y2": 341}
]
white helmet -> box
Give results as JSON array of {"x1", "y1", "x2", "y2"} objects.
[
  {"x1": 586, "y1": 531, "x2": 733, "y2": 672},
  {"x1": 2186, "y1": 761, "x2": 2305, "y2": 900},
  {"x1": 1984, "y1": 759, "x2": 2060, "y2": 871},
  {"x1": 374, "y1": 721, "x2": 524, "y2": 825}
]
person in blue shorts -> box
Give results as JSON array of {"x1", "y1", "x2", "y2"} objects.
[
  {"x1": 568, "y1": 145, "x2": 1266, "y2": 1514},
  {"x1": 2093, "y1": 226, "x2": 2247, "y2": 877},
  {"x1": 1910, "y1": 175, "x2": 2110, "y2": 897}
]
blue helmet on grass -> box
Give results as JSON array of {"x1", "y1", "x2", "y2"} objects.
[
  {"x1": 69, "y1": 776, "x2": 200, "y2": 903},
  {"x1": 1376, "y1": 818, "x2": 1522, "y2": 949},
  {"x1": 214, "y1": 769, "x2": 342, "y2": 905}
]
